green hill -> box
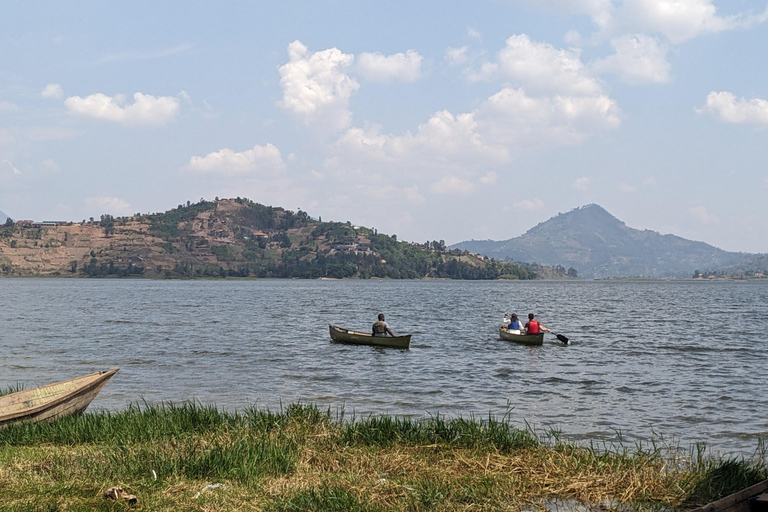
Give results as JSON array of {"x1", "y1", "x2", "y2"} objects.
[
  {"x1": 1, "y1": 198, "x2": 555, "y2": 280},
  {"x1": 451, "y1": 204, "x2": 754, "y2": 279}
]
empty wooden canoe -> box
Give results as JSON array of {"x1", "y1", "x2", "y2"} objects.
[
  {"x1": 329, "y1": 324, "x2": 411, "y2": 349},
  {"x1": 0, "y1": 368, "x2": 119, "y2": 430},
  {"x1": 499, "y1": 328, "x2": 544, "y2": 346}
]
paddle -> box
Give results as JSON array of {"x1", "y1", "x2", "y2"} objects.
[{"x1": 549, "y1": 332, "x2": 569, "y2": 345}]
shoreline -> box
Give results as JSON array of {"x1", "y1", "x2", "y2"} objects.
[{"x1": 1, "y1": 401, "x2": 765, "y2": 510}]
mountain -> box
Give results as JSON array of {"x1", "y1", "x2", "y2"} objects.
[
  {"x1": 451, "y1": 204, "x2": 754, "y2": 279},
  {"x1": 0, "y1": 210, "x2": 7, "y2": 223},
  {"x1": 0, "y1": 198, "x2": 550, "y2": 280}
]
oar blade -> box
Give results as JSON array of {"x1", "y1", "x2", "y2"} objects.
[{"x1": 555, "y1": 333, "x2": 569, "y2": 344}]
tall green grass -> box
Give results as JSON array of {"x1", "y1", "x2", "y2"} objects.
[{"x1": 1, "y1": 401, "x2": 766, "y2": 510}]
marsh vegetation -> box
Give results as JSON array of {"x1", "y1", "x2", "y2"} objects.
[{"x1": 1, "y1": 402, "x2": 765, "y2": 511}]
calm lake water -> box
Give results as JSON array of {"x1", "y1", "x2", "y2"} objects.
[{"x1": 1, "y1": 278, "x2": 766, "y2": 457}]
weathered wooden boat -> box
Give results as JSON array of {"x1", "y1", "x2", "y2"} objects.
[
  {"x1": 688, "y1": 477, "x2": 768, "y2": 512},
  {"x1": 499, "y1": 327, "x2": 544, "y2": 346},
  {"x1": 329, "y1": 324, "x2": 411, "y2": 349},
  {"x1": 0, "y1": 368, "x2": 119, "y2": 430}
]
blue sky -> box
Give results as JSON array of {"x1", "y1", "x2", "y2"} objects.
[{"x1": 2, "y1": 1, "x2": 767, "y2": 253}]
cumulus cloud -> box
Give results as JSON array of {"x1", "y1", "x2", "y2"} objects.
[
  {"x1": 84, "y1": 196, "x2": 132, "y2": 216},
  {"x1": 618, "y1": 182, "x2": 637, "y2": 192},
  {"x1": 0, "y1": 101, "x2": 19, "y2": 112},
  {"x1": 40, "y1": 158, "x2": 60, "y2": 174},
  {"x1": 184, "y1": 143, "x2": 286, "y2": 176},
  {"x1": 278, "y1": 40, "x2": 359, "y2": 132},
  {"x1": 41, "y1": 83, "x2": 64, "y2": 99},
  {"x1": 573, "y1": 176, "x2": 593, "y2": 190},
  {"x1": 513, "y1": 198, "x2": 545, "y2": 211},
  {"x1": 356, "y1": 50, "x2": 423, "y2": 82},
  {"x1": 430, "y1": 175, "x2": 475, "y2": 195},
  {"x1": 515, "y1": 0, "x2": 768, "y2": 43},
  {"x1": 592, "y1": 34, "x2": 670, "y2": 84},
  {"x1": 696, "y1": 91, "x2": 768, "y2": 124},
  {"x1": 475, "y1": 87, "x2": 620, "y2": 148},
  {"x1": 469, "y1": 34, "x2": 602, "y2": 96},
  {"x1": 445, "y1": 46, "x2": 469, "y2": 66},
  {"x1": 64, "y1": 91, "x2": 181, "y2": 126}
]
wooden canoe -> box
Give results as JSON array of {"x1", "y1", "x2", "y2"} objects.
[
  {"x1": 688, "y1": 478, "x2": 768, "y2": 512},
  {"x1": 329, "y1": 324, "x2": 411, "y2": 349},
  {"x1": 499, "y1": 327, "x2": 544, "y2": 346},
  {"x1": 0, "y1": 368, "x2": 119, "y2": 430}
]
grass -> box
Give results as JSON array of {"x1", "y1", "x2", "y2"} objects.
[{"x1": 0, "y1": 402, "x2": 766, "y2": 511}]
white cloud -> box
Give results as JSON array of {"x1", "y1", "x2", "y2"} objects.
[
  {"x1": 696, "y1": 91, "x2": 768, "y2": 124},
  {"x1": 40, "y1": 158, "x2": 60, "y2": 174},
  {"x1": 592, "y1": 34, "x2": 670, "y2": 84},
  {"x1": 356, "y1": 50, "x2": 423, "y2": 82},
  {"x1": 642, "y1": 175, "x2": 657, "y2": 186},
  {"x1": 476, "y1": 87, "x2": 620, "y2": 148},
  {"x1": 64, "y1": 92, "x2": 181, "y2": 126},
  {"x1": 3, "y1": 159, "x2": 22, "y2": 175},
  {"x1": 326, "y1": 86, "x2": 619, "y2": 186},
  {"x1": 184, "y1": 143, "x2": 286, "y2": 176},
  {"x1": 41, "y1": 83, "x2": 64, "y2": 99},
  {"x1": 445, "y1": 46, "x2": 468, "y2": 66},
  {"x1": 470, "y1": 34, "x2": 602, "y2": 96},
  {"x1": 467, "y1": 28, "x2": 482, "y2": 40},
  {"x1": 479, "y1": 171, "x2": 497, "y2": 184},
  {"x1": 513, "y1": 198, "x2": 545, "y2": 211},
  {"x1": 430, "y1": 175, "x2": 475, "y2": 195},
  {"x1": 689, "y1": 205, "x2": 721, "y2": 224},
  {"x1": 278, "y1": 40, "x2": 359, "y2": 132},
  {"x1": 0, "y1": 101, "x2": 20, "y2": 112},
  {"x1": 404, "y1": 185, "x2": 425, "y2": 203},
  {"x1": 513, "y1": 0, "x2": 768, "y2": 43},
  {"x1": 617, "y1": 0, "x2": 768, "y2": 43},
  {"x1": 618, "y1": 182, "x2": 637, "y2": 192},
  {"x1": 84, "y1": 196, "x2": 132, "y2": 216},
  {"x1": 573, "y1": 176, "x2": 593, "y2": 190}
]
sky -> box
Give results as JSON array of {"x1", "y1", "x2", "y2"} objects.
[{"x1": 1, "y1": 1, "x2": 767, "y2": 253}]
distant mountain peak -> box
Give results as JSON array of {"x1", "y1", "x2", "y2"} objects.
[{"x1": 451, "y1": 204, "x2": 750, "y2": 278}]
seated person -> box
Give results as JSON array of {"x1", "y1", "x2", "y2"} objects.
[
  {"x1": 372, "y1": 313, "x2": 395, "y2": 337},
  {"x1": 506, "y1": 313, "x2": 523, "y2": 334}
]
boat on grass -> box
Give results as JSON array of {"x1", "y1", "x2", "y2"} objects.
[
  {"x1": 0, "y1": 368, "x2": 119, "y2": 430},
  {"x1": 499, "y1": 327, "x2": 544, "y2": 346},
  {"x1": 329, "y1": 324, "x2": 411, "y2": 349}
]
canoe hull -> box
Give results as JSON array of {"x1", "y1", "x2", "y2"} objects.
[
  {"x1": 0, "y1": 368, "x2": 119, "y2": 430},
  {"x1": 499, "y1": 328, "x2": 544, "y2": 346},
  {"x1": 329, "y1": 324, "x2": 411, "y2": 349}
]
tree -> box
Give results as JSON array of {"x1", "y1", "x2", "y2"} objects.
[{"x1": 4, "y1": 217, "x2": 13, "y2": 227}]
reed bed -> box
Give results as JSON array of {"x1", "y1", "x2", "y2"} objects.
[{"x1": 0, "y1": 402, "x2": 765, "y2": 511}]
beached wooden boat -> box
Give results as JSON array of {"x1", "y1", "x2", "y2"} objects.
[
  {"x1": 329, "y1": 324, "x2": 411, "y2": 349},
  {"x1": 499, "y1": 327, "x2": 544, "y2": 346},
  {"x1": 0, "y1": 368, "x2": 119, "y2": 430},
  {"x1": 688, "y1": 477, "x2": 768, "y2": 512}
]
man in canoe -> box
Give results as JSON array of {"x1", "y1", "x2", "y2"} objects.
[
  {"x1": 525, "y1": 313, "x2": 551, "y2": 335},
  {"x1": 372, "y1": 313, "x2": 396, "y2": 337}
]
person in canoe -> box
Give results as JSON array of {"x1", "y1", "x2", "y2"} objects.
[
  {"x1": 525, "y1": 313, "x2": 551, "y2": 335},
  {"x1": 501, "y1": 312, "x2": 511, "y2": 327},
  {"x1": 372, "y1": 313, "x2": 396, "y2": 337},
  {"x1": 506, "y1": 313, "x2": 524, "y2": 334}
]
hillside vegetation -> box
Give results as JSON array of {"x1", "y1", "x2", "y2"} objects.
[
  {"x1": 452, "y1": 204, "x2": 760, "y2": 279},
  {"x1": 0, "y1": 198, "x2": 564, "y2": 280}
]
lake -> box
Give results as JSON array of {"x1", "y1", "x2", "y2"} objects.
[{"x1": 1, "y1": 278, "x2": 766, "y2": 457}]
